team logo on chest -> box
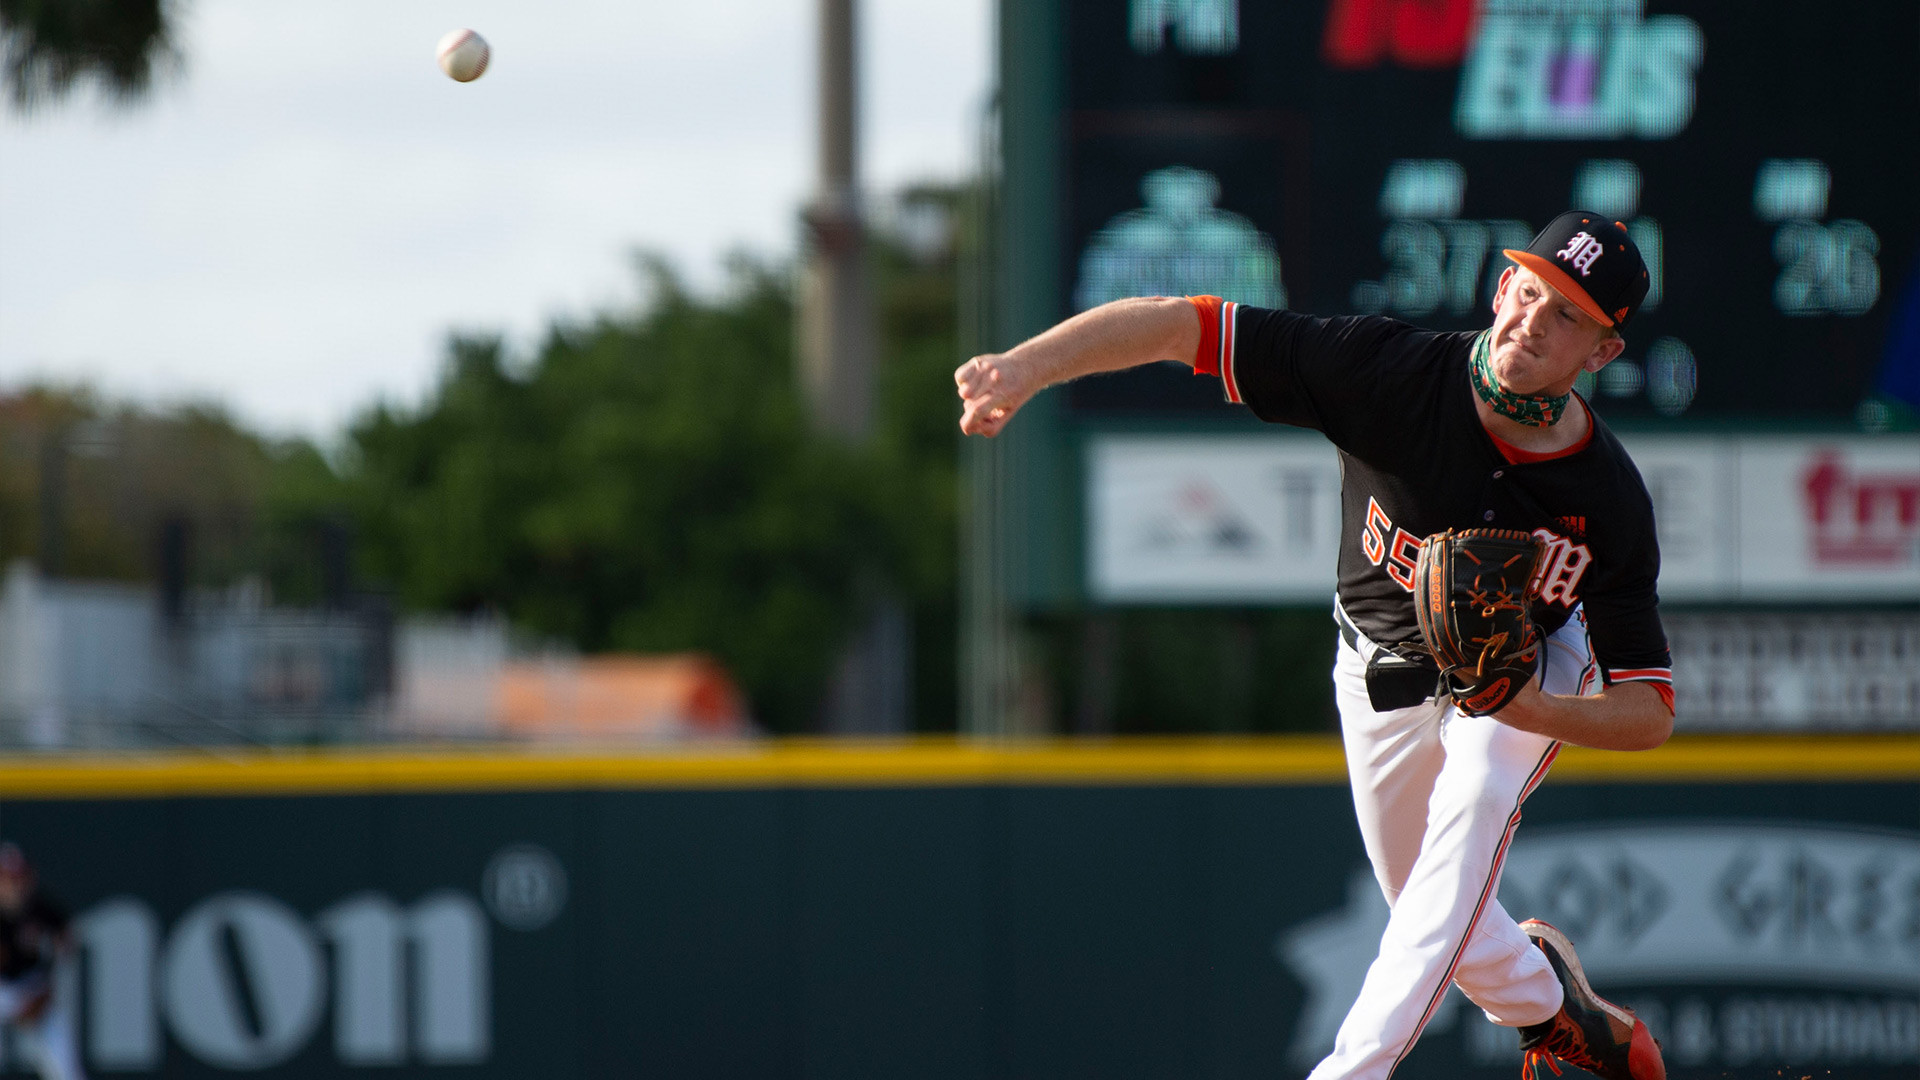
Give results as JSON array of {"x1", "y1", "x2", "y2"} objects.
[
  {"x1": 1556, "y1": 232, "x2": 1605, "y2": 276},
  {"x1": 1529, "y1": 527, "x2": 1593, "y2": 607}
]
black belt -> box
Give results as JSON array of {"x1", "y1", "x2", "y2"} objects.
[{"x1": 1337, "y1": 607, "x2": 1442, "y2": 712}]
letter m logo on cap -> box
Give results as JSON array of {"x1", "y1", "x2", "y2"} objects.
[{"x1": 1556, "y1": 232, "x2": 1605, "y2": 277}]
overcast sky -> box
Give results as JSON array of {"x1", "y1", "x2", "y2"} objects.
[{"x1": 0, "y1": 0, "x2": 991, "y2": 438}]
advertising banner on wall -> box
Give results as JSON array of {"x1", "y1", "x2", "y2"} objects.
[
  {"x1": 1087, "y1": 433, "x2": 1920, "y2": 604},
  {"x1": 1087, "y1": 434, "x2": 1341, "y2": 602},
  {"x1": 1627, "y1": 434, "x2": 1920, "y2": 600},
  {"x1": 1663, "y1": 610, "x2": 1919, "y2": 730},
  {"x1": 1282, "y1": 818, "x2": 1920, "y2": 1073}
]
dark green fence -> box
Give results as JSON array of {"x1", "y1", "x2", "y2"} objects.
[{"x1": 7, "y1": 740, "x2": 1918, "y2": 1078}]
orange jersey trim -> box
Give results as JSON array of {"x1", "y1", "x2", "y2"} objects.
[
  {"x1": 1190, "y1": 295, "x2": 1223, "y2": 374},
  {"x1": 1187, "y1": 295, "x2": 1241, "y2": 403},
  {"x1": 1486, "y1": 420, "x2": 1592, "y2": 464},
  {"x1": 1607, "y1": 667, "x2": 1675, "y2": 715}
]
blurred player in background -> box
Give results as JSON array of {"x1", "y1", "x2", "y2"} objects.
[{"x1": 0, "y1": 844, "x2": 84, "y2": 1080}]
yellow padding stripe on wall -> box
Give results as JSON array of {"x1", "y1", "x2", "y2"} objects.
[
  {"x1": 0, "y1": 735, "x2": 1913, "y2": 799},
  {"x1": 0, "y1": 737, "x2": 1338, "y2": 797}
]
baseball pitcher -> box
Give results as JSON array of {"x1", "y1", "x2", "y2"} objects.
[{"x1": 956, "y1": 213, "x2": 1672, "y2": 1080}]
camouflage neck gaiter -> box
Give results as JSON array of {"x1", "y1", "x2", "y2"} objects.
[{"x1": 1470, "y1": 330, "x2": 1571, "y2": 428}]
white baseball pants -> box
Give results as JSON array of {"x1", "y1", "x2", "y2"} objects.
[
  {"x1": 1306, "y1": 607, "x2": 1600, "y2": 1080},
  {"x1": 0, "y1": 976, "x2": 85, "y2": 1080}
]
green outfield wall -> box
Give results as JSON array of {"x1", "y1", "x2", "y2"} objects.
[{"x1": 9, "y1": 737, "x2": 1920, "y2": 1079}]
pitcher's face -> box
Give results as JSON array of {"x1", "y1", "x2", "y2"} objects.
[{"x1": 1488, "y1": 266, "x2": 1624, "y2": 396}]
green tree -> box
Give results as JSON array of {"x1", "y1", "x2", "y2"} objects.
[
  {"x1": 1, "y1": 0, "x2": 174, "y2": 107},
  {"x1": 0, "y1": 386, "x2": 340, "y2": 596},
  {"x1": 343, "y1": 240, "x2": 960, "y2": 733}
]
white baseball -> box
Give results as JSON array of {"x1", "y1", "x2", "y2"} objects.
[{"x1": 436, "y1": 29, "x2": 490, "y2": 83}]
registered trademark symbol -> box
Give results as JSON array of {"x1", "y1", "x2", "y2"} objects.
[{"x1": 482, "y1": 845, "x2": 567, "y2": 931}]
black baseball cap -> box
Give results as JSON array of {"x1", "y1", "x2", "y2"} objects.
[{"x1": 1503, "y1": 211, "x2": 1650, "y2": 328}]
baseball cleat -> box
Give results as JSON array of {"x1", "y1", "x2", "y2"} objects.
[{"x1": 1516, "y1": 920, "x2": 1665, "y2": 1080}]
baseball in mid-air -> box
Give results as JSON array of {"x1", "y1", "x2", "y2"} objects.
[{"x1": 436, "y1": 29, "x2": 490, "y2": 82}]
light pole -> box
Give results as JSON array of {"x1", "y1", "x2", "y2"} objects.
[{"x1": 798, "y1": 0, "x2": 876, "y2": 441}]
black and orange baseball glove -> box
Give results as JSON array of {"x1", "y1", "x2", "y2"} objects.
[{"x1": 1412, "y1": 528, "x2": 1546, "y2": 716}]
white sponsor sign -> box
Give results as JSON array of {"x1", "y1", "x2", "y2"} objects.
[
  {"x1": 1087, "y1": 435, "x2": 1341, "y2": 602},
  {"x1": 1087, "y1": 433, "x2": 1920, "y2": 603},
  {"x1": 1623, "y1": 434, "x2": 1920, "y2": 600},
  {"x1": 1277, "y1": 823, "x2": 1920, "y2": 1068}
]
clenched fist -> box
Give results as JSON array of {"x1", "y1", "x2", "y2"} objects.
[
  {"x1": 952, "y1": 297, "x2": 1197, "y2": 437},
  {"x1": 955, "y1": 353, "x2": 1037, "y2": 437}
]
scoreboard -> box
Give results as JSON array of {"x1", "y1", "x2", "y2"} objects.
[{"x1": 1050, "y1": 0, "x2": 1920, "y2": 425}]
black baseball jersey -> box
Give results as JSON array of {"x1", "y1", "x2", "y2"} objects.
[
  {"x1": 0, "y1": 889, "x2": 68, "y2": 980},
  {"x1": 1191, "y1": 299, "x2": 1672, "y2": 695}
]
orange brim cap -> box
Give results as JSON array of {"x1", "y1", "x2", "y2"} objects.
[{"x1": 1503, "y1": 250, "x2": 1615, "y2": 327}]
